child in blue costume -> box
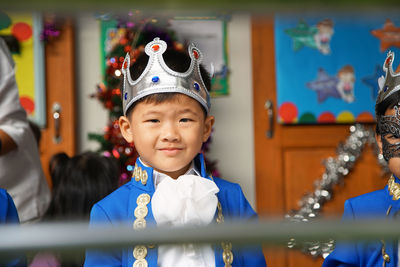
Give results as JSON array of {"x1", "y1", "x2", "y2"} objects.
[
  {"x1": 323, "y1": 52, "x2": 400, "y2": 267},
  {"x1": 0, "y1": 188, "x2": 26, "y2": 266},
  {"x1": 84, "y1": 38, "x2": 266, "y2": 267}
]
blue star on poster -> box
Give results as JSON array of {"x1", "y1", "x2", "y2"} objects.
[
  {"x1": 362, "y1": 65, "x2": 385, "y2": 100},
  {"x1": 307, "y1": 69, "x2": 340, "y2": 102},
  {"x1": 307, "y1": 66, "x2": 356, "y2": 103}
]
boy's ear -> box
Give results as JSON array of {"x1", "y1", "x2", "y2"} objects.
[
  {"x1": 119, "y1": 116, "x2": 134, "y2": 143},
  {"x1": 202, "y1": 115, "x2": 215, "y2": 142},
  {"x1": 376, "y1": 134, "x2": 383, "y2": 154}
]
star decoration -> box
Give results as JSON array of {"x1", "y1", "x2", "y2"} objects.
[
  {"x1": 285, "y1": 20, "x2": 318, "y2": 51},
  {"x1": 371, "y1": 19, "x2": 400, "y2": 52},
  {"x1": 306, "y1": 68, "x2": 340, "y2": 103},
  {"x1": 362, "y1": 65, "x2": 385, "y2": 100}
]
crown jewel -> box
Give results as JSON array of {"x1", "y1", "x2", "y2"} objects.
[
  {"x1": 376, "y1": 51, "x2": 400, "y2": 104},
  {"x1": 121, "y1": 37, "x2": 211, "y2": 115}
]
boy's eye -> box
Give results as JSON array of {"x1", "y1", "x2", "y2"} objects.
[
  {"x1": 384, "y1": 134, "x2": 400, "y2": 145},
  {"x1": 180, "y1": 118, "x2": 193, "y2": 123},
  {"x1": 146, "y1": 119, "x2": 160, "y2": 123}
]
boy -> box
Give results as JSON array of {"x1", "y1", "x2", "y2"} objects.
[
  {"x1": 323, "y1": 51, "x2": 400, "y2": 266},
  {"x1": 84, "y1": 38, "x2": 266, "y2": 267}
]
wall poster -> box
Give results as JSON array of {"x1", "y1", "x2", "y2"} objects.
[{"x1": 275, "y1": 14, "x2": 400, "y2": 124}]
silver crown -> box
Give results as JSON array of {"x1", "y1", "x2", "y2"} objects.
[
  {"x1": 121, "y1": 37, "x2": 211, "y2": 115},
  {"x1": 376, "y1": 51, "x2": 400, "y2": 104}
]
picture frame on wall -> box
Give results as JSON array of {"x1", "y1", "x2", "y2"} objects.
[
  {"x1": 100, "y1": 15, "x2": 229, "y2": 97},
  {"x1": 167, "y1": 17, "x2": 229, "y2": 96}
]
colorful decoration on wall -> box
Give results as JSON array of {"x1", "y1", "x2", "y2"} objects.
[
  {"x1": 275, "y1": 15, "x2": 400, "y2": 124},
  {"x1": 285, "y1": 19, "x2": 334, "y2": 55},
  {"x1": 40, "y1": 15, "x2": 60, "y2": 42},
  {"x1": 306, "y1": 66, "x2": 355, "y2": 103},
  {"x1": 0, "y1": 11, "x2": 46, "y2": 127},
  {"x1": 371, "y1": 19, "x2": 400, "y2": 52}
]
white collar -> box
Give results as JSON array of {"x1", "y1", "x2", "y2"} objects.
[{"x1": 138, "y1": 158, "x2": 201, "y2": 190}]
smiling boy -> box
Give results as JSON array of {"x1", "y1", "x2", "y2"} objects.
[
  {"x1": 84, "y1": 37, "x2": 266, "y2": 267},
  {"x1": 119, "y1": 93, "x2": 214, "y2": 180}
]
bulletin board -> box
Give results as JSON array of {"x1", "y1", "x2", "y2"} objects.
[{"x1": 275, "y1": 14, "x2": 400, "y2": 124}]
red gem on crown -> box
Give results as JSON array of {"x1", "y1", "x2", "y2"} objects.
[
  {"x1": 386, "y1": 55, "x2": 392, "y2": 66},
  {"x1": 152, "y1": 45, "x2": 160, "y2": 52},
  {"x1": 193, "y1": 50, "x2": 199, "y2": 59}
]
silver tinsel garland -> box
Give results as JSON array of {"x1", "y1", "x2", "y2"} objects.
[{"x1": 285, "y1": 124, "x2": 389, "y2": 258}]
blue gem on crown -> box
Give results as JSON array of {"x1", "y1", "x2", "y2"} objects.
[
  {"x1": 194, "y1": 82, "x2": 200, "y2": 91},
  {"x1": 152, "y1": 76, "x2": 159, "y2": 83}
]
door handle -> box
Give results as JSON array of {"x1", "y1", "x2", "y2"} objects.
[
  {"x1": 264, "y1": 100, "x2": 274, "y2": 138},
  {"x1": 52, "y1": 102, "x2": 62, "y2": 144}
]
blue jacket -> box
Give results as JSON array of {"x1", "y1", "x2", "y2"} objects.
[
  {"x1": 84, "y1": 154, "x2": 266, "y2": 267},
  {"x1": 323, "y1": 176, "x2": 400, "y2": 267},
  {"x1": 0, "y1": 188, "x2": 26, "y2": 267}
]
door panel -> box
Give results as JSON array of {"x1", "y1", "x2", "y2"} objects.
[
  {"x1": 39, "y1": 18, "x2": 76, "y2": 186},
  {"x1": 284, "y1": 148, "x2": 334, "y2": 210},
  {"x1": 252, "y1": 16, "x2": 388, "y2": 267}
]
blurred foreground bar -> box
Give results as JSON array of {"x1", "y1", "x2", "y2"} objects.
[
  {"x1": 2, "y1": 0, "x2": 399, "y2": 13},
  {"x1": 1, "y1": 218, "x2": 400, "y2": 254}
]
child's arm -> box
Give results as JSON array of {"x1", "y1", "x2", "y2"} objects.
[{"x1": 84, "y1": 204, "x2": 122, "y2": 267}]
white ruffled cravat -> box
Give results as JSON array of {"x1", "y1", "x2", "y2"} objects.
[{"x1": 151, "y1": 174, "x2": 219, "y2": 267}]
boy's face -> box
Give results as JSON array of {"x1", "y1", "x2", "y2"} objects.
[
  {"x1": 119, "y1": 94, "x2": 214, "y2": 179},
  {"x1": 376, "y1": 107, "x2": 400, "y2": 177}
]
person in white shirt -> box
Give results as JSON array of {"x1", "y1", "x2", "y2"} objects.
[{"x1": 0, "y1": 37, "x2": 50, "y2": 223}]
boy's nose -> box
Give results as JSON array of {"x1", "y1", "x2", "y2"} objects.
[{"x1": 161, "y1": 123, "x2": 180, "y2": 142}]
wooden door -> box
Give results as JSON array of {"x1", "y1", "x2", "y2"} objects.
[
  {"x1": 39, "y1": 18, "x2": 76, "y2": 186},
  {"x1": 252, "y1": 16, "x2": 388, "y2": 267}
]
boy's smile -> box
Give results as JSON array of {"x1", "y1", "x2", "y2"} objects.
[{"x1": 119, "y1": 94, "x2": 214, "y2": 179}]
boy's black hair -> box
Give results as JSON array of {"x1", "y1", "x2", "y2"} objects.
[
  {"x1": 375, "y1": 90, "x2": 400, "y2": 135},
  {"x1": 125, "y1": 49, "x2": 211, "y2": 118}
]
